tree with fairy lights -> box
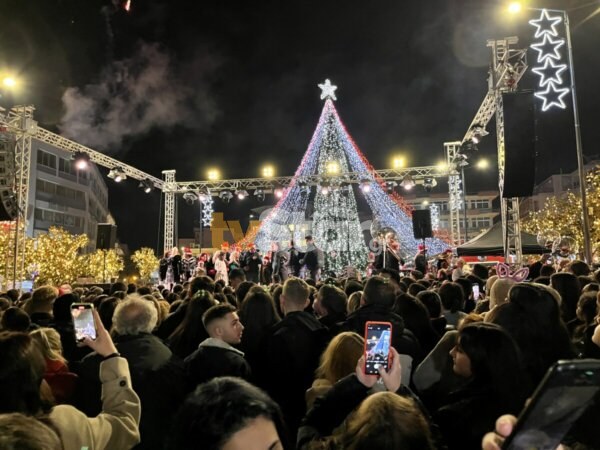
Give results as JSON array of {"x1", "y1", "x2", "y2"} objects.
[
  {"x1": 247, "y1": 79, "x2": 449, "y2": 274},
  {"x1": 32, "y1": 227, "x2": 88, "y2": 285},
  {"x1": 83, "y1": 249, "x2": 124, "y2": 282},
  {"x1": 131, "y1": 247, "x2": 159, "y2": 283}
]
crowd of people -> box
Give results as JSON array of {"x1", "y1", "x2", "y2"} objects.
[{"x1": 0, "y1": 249, "x2": 599, "y2": 450}]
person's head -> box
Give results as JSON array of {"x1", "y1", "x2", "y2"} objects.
[
  {"x1": 112, "y1": 295, "x2": 158, "y2": 336},
  {"x1": 29, "y1": 328, "x2": 65, "y2": 364},
  {"x1": 344, "y1": 280, "x2": 363, "y2": 297},
  {"x1": 539, "y1": 264, "x2": 555, "y2": 277},
  {"x1": 378, "y1": 269, "x2": 401, "y2": 288},
  {"x1": 456, "y1": 258, "x2": 465, "y2": 268},
  {"x1": 229, "y1": 269, "x2": 246, "y2": 291},
  {"x1": 281, "y1": 278, "x2": 310, "y2": 314},
  {"x1": 167, "y1": 377, "x2": 287, "y2": 450},
  {"x1": 0, "y1": 332, "x2": 47, "y2": 415},
  {"x1": 451, "y1": 322, "x2": 527, "y2": 407},
  {"x1": 98, "y1": 296, "x2": 120, "y2": 330},
  {"x1": 407, "y1": 282, "x2": 426, "y2": 297},
  {"x1": 203, "y1": 304, "x2": 244, "y2": 345},
  {"x1": 109, "y1": 281, "x2": 128, "y2": 296},
  {"x1": 52, "y1": 293, "x2": 79, "y2": 322},
  {"x1": 238, "y1": 289, "x2": 280, "y2": 335},
  {"x1": 332, "y1": 392, "x2": 435, "y2": 450},
  {"x1": 471, "y1": 264, "x2": 489, "y2": 281},
  {"x1": 484, "y1": 275, "x2": 498, "y2": 298},
  {"x1": 362, "y1": 276, "x2": 395, "y2": 309},
  {"x1": 347, "y1": 291, "x2": 362, "y2": 315},
  {"x1": 489, "y1": 278, "x2": 516, "y2": 308},
  {"x1": 305, "y1": 235, "x2": 313, "y2": 244},
  {"x1": 569, "y1": 260, "x2": 591, "y2": 276},
  {"x1": 0, "y1": 413, "x2": 62, "y2": 450},
  {"x1": 417, "y1": 290, "x2": 442, "y2": 319},
  {"x1": 315, "y1": 285, "x2": 347, "y2": 318},
  {"x1": 29, "y1": 286, "x2": 59, "y2": 315},
  {"x1": 315, "y1": 332, "x2": 363, "y2": 384},
  {"x1": 236, "y1": 281, "x2": 256, "y2": 306},
  {"x1": 550, "y1": 272, "x2": 581, "y2": 322},
  {"x1": 438, "y1": 282, "x2": 464, "y2": 313},
  {"x1": 189, "y1": 276, "x2": 216, "y2": 298},
  {"x1": 576, "y1": 292, "x2": 598, "y2": 325},
  {"x1": 0, "y1": 307, "x2": 31, "y2": 332}
]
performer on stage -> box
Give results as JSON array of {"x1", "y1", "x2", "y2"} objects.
[
  {"x1": 414, "y1": 244, "x2": 428, "y2": 274},
  {"x1": 181, "y1": 248, "x2": 197, "y2": 281},
  {"x1": 374, "y1": 231, "x2": 404, "y2": 272}
]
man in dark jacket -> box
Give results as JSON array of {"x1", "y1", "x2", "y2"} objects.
[
  {"x1": 184, "y1": 303, "x2": 251, "y2": 387},
  {"x1": 74, "y1": 296, "x2": 186, "y2": 450},
  {"x1": 301, "y1": 236, "x2": 323, "y2": 282},
  {"x1": 339, "y1": 276, "x2": 423, "y2": 366},
  {"x1": 264, "y1": 277, "x2": 330, "y2": 439}
]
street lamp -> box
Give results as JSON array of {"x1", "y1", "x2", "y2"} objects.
[
  {"x1": 476, "y1": 158, "x2": 490, "y2": 170},
  {"x1": 207, "y1": 168, "x2": 220, "y2": 181},
  {"x1": 508, "y1": 3, "x2": 592, "y2": 263}
]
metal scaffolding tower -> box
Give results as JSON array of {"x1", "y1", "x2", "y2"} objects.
[
  {"x1": 162, "y1": 170, "x2": 177, "y2": 253},
  {"x1": 445, "y1": 141, "x2": 463, "y2": 247}
]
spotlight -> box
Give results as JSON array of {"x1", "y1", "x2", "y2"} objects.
[
  {"x1": 198, "y1": 189, "x2": 210, "y2": 202},
  {"x1": 274, "y1": 186, "x2": 284, "y2": 198},
  {"x1": 385, "y1": 181, "x2": 398, "y2": 193},
  {"x1": 219, "y1": 191, "x2": 233, "y2": 203},
  {"x1": 470, "y1": 124, "x2": 489, "y2": 144},
  {"x1": 326, "y1": 161, "x2": 340, "y2": 175},
  {"x1": 400, "y1": 175, "x2": 415, "y2": 190},
  {"x1": 183, "y1": 192, "x2": 198, "y2": 205},
  {"x1": 108, "y1": 167, "x2": 127, "y2": 183},
  {"x1": 236, "y1": 189, "x2": 249, "y2": 200},
  {"x1": 254, "y1": 189, "x2": 265, "y2": 201},
  {"x1": 262, "y1": 165, "x2": 275, "y2": 178},
  {"x1": 138, "y1": 179, "x2": 154, "y2": 194},
  {"x1": 359, "y1": 179, "x2": 371, "y2": 193},
  {"x1": 320, "y1": 181, "x2": 330, "y2": 195},
  {"x1": 423, "y1": 177, "x2": 438, "y2": 193},
  {"x1": 72, "y1": 152, "x2": 90, "y2": 170}
]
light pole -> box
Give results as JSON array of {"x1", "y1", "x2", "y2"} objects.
[{"x1": 509, "y1": 4, "x2": 593, "y2": 262}]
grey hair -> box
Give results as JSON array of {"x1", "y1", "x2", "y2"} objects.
[{"x1": 112, "y1": 295, "x2": 158, "y2": 335}]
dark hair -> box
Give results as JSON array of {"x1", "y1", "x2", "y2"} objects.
[
  {"x1": 1, "y1": 308, "x2": 31, "y2": 333},
  {"x1": 344, "y1": 280, "x2": 363, "y2": 297},
  {"x1": 189, "y1": 276, "x2": 216, "y2": 298},
  {"x1": 236, "y1": 281, "x2": 256, "y2": 306},
  {"x1": 0, "y1": 332, "x2": 47, "y2": 415},
  {"x1": 417, "y1": 291, "x2": 442, "y2": 318},
  {"x1": 173, "y1": 284, "x2": 184, "y2": 295},
  {"x1": 239, "y1": 290, "x2": 280, "y2": 355},
  {"x1": 52, "y1": 293, "x2": 79, "y2": 322},
  {"x1": 166, "y1": 377, "x2": 289, "y2": 450},
  {"x1": 318, "y1": 285, "x2": 348, "y2": 317},
  {"x1": 458, "y1": 322, "x2": 528, "y2": 411},
  {"x1": 393, "y1": 294, "x2": 439, "y2": 354},
  {"x1": 363, "y1": 276, "x2": 395, "y2": 308},
  {"x1": 577, "y1": 292, "x2": 598, "y2": 325},
  {"x1": 539, "y1": 264, "x2": 555, "y2": 277},
  {"x1": 471, "y1": 264, "x2": 489, "y2": 281},
  {"x1": 533, "y1": 275, "x2": 551, "y2": 285},
  {"x1": 569, "y1": 260, "x2": 590, "y2": 276},
  {"x1": 229, "y1": 268, "x2": 246, "y2": 282},
  {"x1": 137, "y1": 286, "x2": 152, "y2": 296},
  {"x1": 98, "y1": 297, "x2": 120, "y2": 331},
  {"x1": 379, "y1": 269, "x2": 400, "y2": 286},
  {"x1": 489, "y1": 282, "x2": 574, "y2": 386},
  {"x1": 410, "y1": 270, "x2": 424, "y2": 281},
  {"x1": 438, "y1": 282, "x2": 464, "y2": 313},
  {"x1": 407, "y1": 283, "x2": 426, "y2": 297},
  {"x1": 168, "y1": 291, "x2": 217, "y2": 358},
  {"x1": 127, "y1": 283, "x2": 137, "y2": 294},
  {"x1": 202, "y1": 303, "x2": 237, "y2": 328},
  {"x1": 109, "y1": 282, "x2": 127, "y2": 296},
  {"x1": 550, "y1": 272, "x2": 581, "y2": 322}
]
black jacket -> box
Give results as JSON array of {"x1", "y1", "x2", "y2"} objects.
[
  {"x1": 184, "y1": 338, "x2": 252, "y2": 388},
  {"x1": 264, "y1": 311, "x2": 330, "y2": 437},
  {"x1": 74, "y1": 333, "x2": 186, "y2": 450},
  {"x1": 339, "y1": 303, "x2": 423, "y2": 364}
]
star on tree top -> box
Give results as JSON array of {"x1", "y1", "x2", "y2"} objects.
[{"x1": 318, "y1": 79, "x2": 338, "y2": 101}]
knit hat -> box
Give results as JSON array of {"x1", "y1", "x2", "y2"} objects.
[{"x1": 490, "y1": 278, "x2": 516, "y2": 308}]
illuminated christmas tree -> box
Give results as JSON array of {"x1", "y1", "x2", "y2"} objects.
[{"x1": 250, "y1": 79, "x2": 448, "y2": 274}]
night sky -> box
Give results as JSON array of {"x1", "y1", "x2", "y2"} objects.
[{"x1": 1, "y1": 0, "x2": 598, "y2": 252}]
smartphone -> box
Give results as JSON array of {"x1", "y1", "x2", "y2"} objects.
[
  {"x1": 472, "y1": 284, "x2": 480, "y2": 300},
  {"x1": 502, "y1": 359, "x2": 600, "y2": 450},
  {"x1": 71, "y1": 303, "x2": 97, "y2": 342},
  {"x1": 364, "y1": 321, "x2": 392, "y2": 375}
]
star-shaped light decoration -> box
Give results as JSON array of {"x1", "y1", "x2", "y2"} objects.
[
  {"x1": 532, "y1": 58, "x2": 568, "y2": 87},
  {"x1": 529, "y1": 9, "x2": 563, "y2": 39},
  {"x1": 535, "y1": 81, "x2": 570, "y2": 111},
  {"x1": 318, "y1": 79, "x2": 338, "y2": 101},
  {"x1": 530, "y1": 34, "x2": 565, "y2": 63}
]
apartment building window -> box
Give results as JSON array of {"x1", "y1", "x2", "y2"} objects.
[
  {"x1": 470, "y1": 199, "x2": 489, "y2": 209},
  {"x1": 37, "y1": 150, "x2": 57, "y2": 169},
  {"x1": 471, "y1": 217, "x2": 491, "y2": 228},
  {"x1": 59, "y1": 158, "x2": 77, "y2": 176}
]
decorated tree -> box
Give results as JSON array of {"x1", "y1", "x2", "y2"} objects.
[
  {"x1": 32, "y1": 226, "x2": 88, "y2": 285},
  {"x1": 131, "y1": 248, "x2": 159, "y2": 282},
  {"x1": 82, "y1": 249, "x2": 124, "y2": 282},
  {"x1": 0, "y1": 221, "x2": 35, "y2": 285}
]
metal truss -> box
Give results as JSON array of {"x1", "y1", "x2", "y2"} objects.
[
  {"x1": 162, "y1": 170, "x2": 177, "y2": 253},
  {"x1": 444, "y1": 142, "x2": 463, "y2": 247}
]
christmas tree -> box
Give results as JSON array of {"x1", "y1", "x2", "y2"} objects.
[{"x1": 249, "y1": 79, "x2": 448, "y2": 274}]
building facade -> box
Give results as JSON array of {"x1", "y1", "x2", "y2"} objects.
[{"x1": 26, "y1": 138, "x2": 110, "y2": 251}]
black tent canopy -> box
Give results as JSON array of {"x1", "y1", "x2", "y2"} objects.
[{"x1": 456, "y1": 221, "x2": 546, "y2": 256}]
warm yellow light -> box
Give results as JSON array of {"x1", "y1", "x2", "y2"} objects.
[
  {"x1": 2, "y1": 76, "x2": 17, "y2": 89},
  {"x1": 507, "y1": 2, "x2": 522, "y2": 14},
  {"x1": 262, "y1": 165, "x2": 275, "y2": 178},
  {"x1": 422, "y1": 200, "x2": 429, "y2": 206},
  {"x1": 436, "y1": 161, "x2": 449, "y2": 172},
  {"x1": 392, "y1": 156, "x2": 406, "y2": 169},
  {"x1": 207, "y1": 168, "x2": 220, "y2": 181},
  {"x1": 326, "y1": 161, "x2": 340, "y2": 175},
  {"x1": 476, "y1": 159, "x2": 490, "y2": 170}
]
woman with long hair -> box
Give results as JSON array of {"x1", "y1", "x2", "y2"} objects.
[
  {"x1": 306, "y1": 332, "x2": 364, "y2": 409},
  {"x1": 550, "y1": 272, "x2": 581, "y2": 323},
  {"x1": 434, "y1": 322, "x2": 529, "y2": 450}
]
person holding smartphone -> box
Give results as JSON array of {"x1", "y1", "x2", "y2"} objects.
[{"x1": 0, "y1": 309, "x2": 141, "y2": 450}]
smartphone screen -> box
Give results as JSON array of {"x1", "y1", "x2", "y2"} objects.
[
  {"x1": 472, "y1": 284, "x2": 480, "y2": 300},
  {"x1": 71, "y1": 303, "x2": 97, "y2": 341},
  {"x1": 364, "y1": 321, "x2": 392, "y2": 375},
  {"x1": 503, "y1": 359, "x2": 600, "y2": 450}
]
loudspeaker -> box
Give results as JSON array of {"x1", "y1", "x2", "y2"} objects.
[
  {"x1": 502, "y1": 91, "x2": 536, "y2": 198},
  {"x1": 96, "y1": 224, "x2": 117, "y2": 250},
  {"x1": 412, "y1": 209, "x2": 433, "y2": 239}
]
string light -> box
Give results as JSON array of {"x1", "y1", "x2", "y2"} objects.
[
  {"x1": 430, "y1": 203, "x2": 440, "y2": 231},
  {"x1": 201, "y1": 189, "x2": 214, "y2": 227}
]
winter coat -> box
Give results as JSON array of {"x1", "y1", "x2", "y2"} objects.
[
  {"x1": 75, "y1": 333, "x2": 185, "y2": 450},
  {"x1": 50, "y1": 357, "x2": 140, "y2": 450},
  {"x1": 184, "y1": 337, "x2": 252, "y2": 388},
  {"x1": 263, "y1": 311, "x2": 330, "y2": 437}
]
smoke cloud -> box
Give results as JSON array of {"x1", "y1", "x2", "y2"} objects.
[{"x1": 60, "y1": 42, "x2": 220, "y2": 151}]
